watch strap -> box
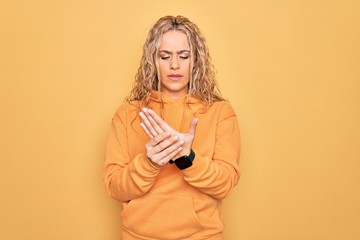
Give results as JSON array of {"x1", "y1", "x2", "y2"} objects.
[{"x1": 169, "y1": 149, "x2": 195, "y2": 164}]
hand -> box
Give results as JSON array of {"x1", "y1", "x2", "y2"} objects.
[
  {"x1": 139, "y1": 108, "x2": 198, "y2": 158},
  {"x1": 145, "y1": 131, "x2": 184, "y2": 167}
]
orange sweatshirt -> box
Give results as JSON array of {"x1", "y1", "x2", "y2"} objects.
[{"x1": 104, "y1": 91, "x2": 240, "y2": 240}]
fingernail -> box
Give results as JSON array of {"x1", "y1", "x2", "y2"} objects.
[
  {"x1": 165, "y1": 131, "x2": 171, "y2": 136},
  {"x1": 139, "y1": 112, "x2": 144, "y2": 117},
  {"x1": 174, "y1": 135, "x2": 179, "y2": 140},
  {"x1": 179, "y1": 140, "x2": 184, "y2": 144},
  {"x1": 142, "y1": 108, "x2": 147, "y2": 112}
]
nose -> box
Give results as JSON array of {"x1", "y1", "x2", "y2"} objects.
[{"x1": 170, "y1": 58, "x2": 180, "y2": 70}]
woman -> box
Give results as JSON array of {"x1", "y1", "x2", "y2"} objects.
[{"x1": 104, "y1": 15, "x2": 240, "y2": 240}]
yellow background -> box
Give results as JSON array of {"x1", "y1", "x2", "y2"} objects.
[{"x1": 1, "y1": 0, "x2": 359, "y2": 239}]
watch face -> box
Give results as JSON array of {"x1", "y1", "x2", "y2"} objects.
[{"x1": 175, "y1": 156, "x2": 193, "y2": 170}]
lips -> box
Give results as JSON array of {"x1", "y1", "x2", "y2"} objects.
[{"x1": 167, "y1": 74, "x2": 183, "y2": 81}]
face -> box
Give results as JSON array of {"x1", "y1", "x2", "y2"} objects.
[{"x1": 157, "y1": 30, "x2": 191, "y2": 99}]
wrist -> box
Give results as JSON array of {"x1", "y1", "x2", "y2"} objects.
[
  {"x1": 175, "y1": 146, "x2": 191, "y2": 159},
  {"x1": 169, "y1": 149, "x2": 195, "y2": 170},
  {"x1": 146, "y1": 157, "x2": 162, "y2": 169}
]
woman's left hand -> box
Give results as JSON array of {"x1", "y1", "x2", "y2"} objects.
[{"x1": 139, "y1": 108, "x2": 198, "y2": 157}]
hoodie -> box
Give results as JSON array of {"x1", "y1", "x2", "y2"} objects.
[{"x1": 104, "y1": 91, "x2": 241, "y2": 240}]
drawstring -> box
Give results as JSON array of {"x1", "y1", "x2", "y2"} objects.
[
  {"x1": 179, "y1": 97, "x2": 187, "y2": 133},
  {"x1": 180, "y1": 95, "x2": 196, "y2": 133}
]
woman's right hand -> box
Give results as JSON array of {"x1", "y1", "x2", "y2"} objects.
[{"x1": 145, "y1": 131, "x2": 184, "y2": 168}]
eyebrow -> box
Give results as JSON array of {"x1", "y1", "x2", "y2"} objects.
[{"x1": 159, "y1": 50, "x2": 190, "y2": 54}]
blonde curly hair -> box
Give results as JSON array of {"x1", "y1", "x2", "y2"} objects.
[{"x1": 126, "y1": 15, "x2": 225, "y2": 105}]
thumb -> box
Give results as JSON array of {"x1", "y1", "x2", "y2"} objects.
[{"x1": 187, "y1": 118, "x2": 198, "y2": 136}]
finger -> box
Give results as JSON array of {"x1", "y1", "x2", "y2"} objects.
[
  {"x1": 139, "y1": 111, "x2": 157, "y2": 137},
  {"x1": 153, "y1": 144, "x2": 184, "y2": 165},
  {"x1": 147, "y1": 135, "x2": 184, "y2": 162},
  {"x1": 146, "y1": 131, "x2": 173, "y2": 157},
  {"x1": 187, "y1": 118, "x2": 199, "y2": 136},
  {"x1": 160, "y1": 146, "x2": 183, "y2": 165},
  {"x1": 147, "y1": 108, "x2": 173, "y2": 132},
  {"x1": 140, "y1": 122, "x2": 153, "y2": 138},
  {"x1": 142, "y1": 108, "x2": 164, "y2": 135},
  {"x1": 149, "y1": 131, "x2": 172, "y2": 147},
  {"x1": 154, "y1": 135, "x2": 182, "y2": 152}
]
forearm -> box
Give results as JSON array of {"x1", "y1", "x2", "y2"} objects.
[
  {"x1": 104, "y1": 153, "x2": 160, "y2": 202},
  {"x1": 182, "y1": 107, "x2": 241, "y2": 199},
  {"x1": 182, "y1": 151, "x2": 240, "y2": 199}
]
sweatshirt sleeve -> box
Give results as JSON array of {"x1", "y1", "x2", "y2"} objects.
[
  {"x1": 182, "y1": 102, "x2": 241, "y2": 199},
  {"x1": 103, "y1": 105, "x2": 160, "y2": 202}
]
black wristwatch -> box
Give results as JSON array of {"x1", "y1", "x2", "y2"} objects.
[{"x1": 169, "y1": 149, "x2": 195, "y2": 170}]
